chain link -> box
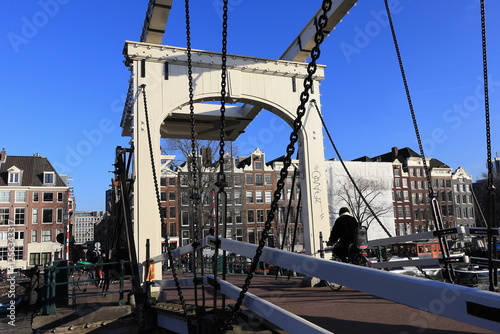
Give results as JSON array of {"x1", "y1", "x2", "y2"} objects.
[
  {"x1": 185, "y1": 0, "x2": 203, "y2": 313},
  {"x1": 219, "y1": 1, "x2": 333, "y2": 332},
  {"x1": 383, "y1": 0, "x2": 438, "y2": 280},
  {"x1": 481, "y1": 0, "x2": 492, "y2": 190},
  {"x1": 141, "y1": 85, "x2": 193, "y2": 329}
]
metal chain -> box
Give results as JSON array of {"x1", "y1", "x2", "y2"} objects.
[
  {"x1": 481, "y1": 0, "x2": 492, "y2": 190},
  {"x1": 311, "y1": 99, "x2": 431, "y2": 280},
  {"x1": 382, "y1": 0, "x2": 440, "y2": 280},
  {"x1": 383, "y1": 0, "x2": 435, "y2": 200},
  {"x1": 212, "y1": 0, "x2": 229, "y2": 326},
  {"x1": 220, "y1": 1, "x2": 333, "y2": 332},
  {"x1": 184, "y1": 0, "x2": 202, "y2": 311},
  {"x1": 480, "y1": 0, "x2": 496, "y2": 292},
  {"x1": 141, "y1": 85, "x2": 193, "y2": 330}
]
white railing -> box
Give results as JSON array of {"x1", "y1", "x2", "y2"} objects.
[{"x1": 152, "y1": 236, "x2": 500, "y2": 333}]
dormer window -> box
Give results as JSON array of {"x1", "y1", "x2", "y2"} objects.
[
  {"x1": 44, "y1": 172, "x2": 55, "y2": 185},
  {"x1": 7, "y1": 166, "x2": 22, "y2": 186}
]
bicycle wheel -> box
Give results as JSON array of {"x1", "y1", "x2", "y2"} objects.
[{"x1": 325, "y1": 254, "x2": 343, "y2": 291}]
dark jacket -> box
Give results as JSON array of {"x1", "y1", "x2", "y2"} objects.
[{"x1": 328, "y1": 213, "x2": 358, "y2": 262}]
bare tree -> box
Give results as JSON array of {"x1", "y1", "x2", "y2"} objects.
[{"x1": 336, "y1": 176, "x2": 392, "y2": 231}]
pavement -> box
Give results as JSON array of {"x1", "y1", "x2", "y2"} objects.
[{"x1": 20, "y1": 272, "x2": 497, "y2": 333}]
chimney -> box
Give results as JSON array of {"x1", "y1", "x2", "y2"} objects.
[
  {"x1": 0, "y1": 148, "x2": 6, "y2": 163},
  {"x1": 391, "y1": 146, "x2": 399, "y2": 159}
]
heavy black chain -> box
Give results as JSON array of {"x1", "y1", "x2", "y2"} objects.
[
  {"x1": 480, "y1": 0, "x2": 496, "y2": 292},
  {"x1": 141, "y1": 85, "x2": 192, "y2": 328},
  {"x1": 212, "y1": 0, "x2": 229, "y2": 325},
  {"x1": 384, "y1": 0, "x2": 434, "y2": 199},
  {"x1": 185, "y1": 0, "x2": 202, "y2": 309},
  {"x1": 219, "y1": 1, "x2": 333, "y2": 332},
  {"x1": 481, "y1": 0, "x2": 492, "y2": 190},
  {"x1": 383, "y1": 1, "x2": 438, "y2": 280}
]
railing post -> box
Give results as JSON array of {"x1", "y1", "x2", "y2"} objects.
[{"x1": 119, "y1": 260, "x2": 125, "y2": 306}]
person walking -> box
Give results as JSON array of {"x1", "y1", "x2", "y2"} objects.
[{"x1": 327, "y1": 207, "x2": 358, "y2": 263}]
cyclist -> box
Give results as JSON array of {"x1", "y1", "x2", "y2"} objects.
[{"x1": 327, "y1": 207, "x2": 358, "y2": 263}]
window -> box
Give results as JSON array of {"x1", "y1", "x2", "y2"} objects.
[
  {"x1": 43, "y1": 192, "x2": 54, "y2": 202},
  {"x1": 169, "y1": 207, "x2": 176, "y2": 219},
  {"x1": 160, "y1": 177, "x2": 167, "y2": 187},
  {"x1": 264, "y1": 174, "x2": 272, "y2": 185},
  {"x1": 43, "y1": 208, "x2": 53, "y2": 224},
  {"x1": 394, "y1": 178, "x2": 401, "y2": 188},
  {"x1": 265, "y1": 191, "x2": 272, "y2": 204},
  {"x1": 404, "y1": 206, "x2": 411, "y2": 218},
  {"x1": 15, "y1": 191, "x2": 26, "y2": 203},
  {"x1": 9, "y1": 172, "x2": 20, "y2": 184},
  {"x1": 394, "y1": 168, "x2": 401, "y2": 176},
  {"x1": 0, "y1": 208, "x2": 9, "y2": 224},
  {"x1": 33, "y1": 192, "x2": 39, "y2": 203},
  {"x1": 44, "y1": 172, "x2": 54, "y2": 184},
  {"x1": 246, "y1": 191, "x2": 254, "y2": 204},
  {"x1": 14, "y1": 246, "x2": 23, "y2": 260},
  {"x1": 245, "y1": 174, "x2": 253, "y2": 185},
  {"x1": 57, "y1": 208, "x2": 63, "y2": 223},
  {"x1": 255, "y1": 191, "x2": 263, "y2": 204},
  {"x1": 395, "y1": 191, "x2": 402, "y2": 202},
  {"x1": 233, "y1": 174, "x2": 242, "y2": 186},
  {"x1": 169, "y1": 192, "x2": 176, "y2": 201},
  {"x1": 403, "y1": 191, "x2": 409, "y2": 202},
  {"x1": 168, "y1": 177, "x2": 176, "y2": 186},
  {"x1": 169, "y1": 222, "x2": 177, "y2": 237},
  {"x1": 160, "y1": 192, "x2": 167, "y2": 202},
  {"x1": 256, "y1": 209, "x2": 264, "y2": 223},
  {"x1": 402, "y1": 178, "x2": 408, "y2": 188},
  {"x1": 254, "y1": 161, "x2": 263, "y2": 170},
  {"x1": 235, "y1": 210, "x2": 242, "y2": 224},
  {"x1": 181, "y1": 192, "x2": 188, "y2": 206},
  {"x1": 181, "y1": 211, "x2": 189, "y2": 226},
  {"x1": 57, "y1": 192, "x2": 63, "y2": 202},
  {"x1": 248, "y1": 228, "x2": 255, "y2": 244},
  {"x1": 15, "y1": 208, "x2": 25, "y2": 224},
  {"x1": 181, "y1": 230, "x2": 189, "y2": 246},
  {"x1": 42, "y1": 229, "x2": 52, "y2": 242},
  {"x1": 0, "y1": 191, "x2": 10, "y2": 203},
  {"x1": 31, "y1": 230, "x2": 38, "y2": 242},
  {"x1": 30, "y1": 253, "x2": 41, "y2": 266},
  {"x1": 234, "y1": 191, "x2": 241, "y2": 205},
  {"x1": 255, "y1": 174, "x2": 263, "y2": 186},
  {"x1": 448, "y1": 205, "x2": 454, "y2": 216},
  {"x1": 32, "y1": 208, "x2": 38, "y2": 224},
  {"x1": 397, "y1": 207, "x2": 403, "y2": 219},
  {"x1": 41, "y1": 252, "x2": 51, "y2": 265},
  {"x1": 235, "y1": 228, "x2": 243, "y2": 241},
  {"x1": 247, "y1": 210, "x2": 255, "y2": 223}
]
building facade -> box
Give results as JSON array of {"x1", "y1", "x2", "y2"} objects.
[
  {"x1": 0, "y1": 150, "x2": 72, "y2": 269},
  {"x1": 73, "y1": 211, "x2": 106, "y2": 245}
]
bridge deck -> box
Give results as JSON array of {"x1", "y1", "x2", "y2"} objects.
[
  {"x1": 158, "y1": 273, "x2": 494, "y2": 334},
  {"x1": 29, "y1": 272, "x2": 495, "y2": 333}
]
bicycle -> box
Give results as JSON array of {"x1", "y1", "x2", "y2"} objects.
[{"x1": 323, "y1": 243, "x2": 372, "y2": 291}]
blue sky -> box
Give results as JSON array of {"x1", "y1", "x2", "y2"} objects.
[{"x1": 1, "y1": 1, "x2": 499, "y2": 211}]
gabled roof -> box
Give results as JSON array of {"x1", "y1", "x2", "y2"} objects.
[
  {"x1": 372, "y1": 147, "x2": 420, "y2": 163},
  {"x1": 0, "y1": 155, "x2": 67, "y2": 187},
  {"x1": 352, "y1": 156, "x2": 373, "y2": 162}
]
